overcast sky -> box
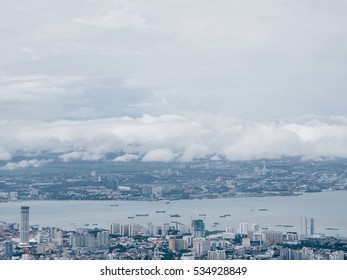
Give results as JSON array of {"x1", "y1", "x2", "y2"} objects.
[{"x1": 1, "y1": 0, "x2": 347, "y2": 165}]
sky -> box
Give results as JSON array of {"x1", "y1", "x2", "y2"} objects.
[{"x1": 1, "y1": 0, "x2": 347, "y2": 166}]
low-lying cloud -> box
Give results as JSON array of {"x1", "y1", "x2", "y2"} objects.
[
  {"x1": 1, "y1": 114, "x2": 347, "y2": 168},
  {"x1": 1, "y1": 159, "x2": 52, "y2": 170}
]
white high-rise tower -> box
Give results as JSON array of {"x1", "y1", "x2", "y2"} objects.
[{"x1": 20, "y1": 206, "x2": 29, "y2": 244}]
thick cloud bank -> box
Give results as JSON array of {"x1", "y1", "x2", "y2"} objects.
[{"x1": 1, "y1": 115, "x2": 347, "y2": 168}]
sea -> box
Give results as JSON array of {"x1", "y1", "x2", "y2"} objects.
[{"x1": 1, "y1": 190, "x2": 346, "y2": 237}]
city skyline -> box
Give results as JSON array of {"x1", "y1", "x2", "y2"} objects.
[{"x1": 1, "y1": 204, "x2": 345, "y2": 260}]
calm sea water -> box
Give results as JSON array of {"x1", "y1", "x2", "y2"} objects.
[{"x1": 1, "y1": 191, "x2": 346, "y2": 237}]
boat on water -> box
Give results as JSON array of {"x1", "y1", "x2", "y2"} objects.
[
  {"x1": 156, "y1": 210, "x2": 166, "y2": 213},
  {"x1": 136, "y1": 214, "x2": 149, "y2": 217},
  {"x1": 170, "y1": 214, "x2": 180, "y2": 218},
  {"x1": 128, "y1": 216, "x2": 135, "y2": 219},
  {"x1": 199, "y1": 214, "x2": 206, "y2": 216},
  {"x1": 259, "y1": 209, "x2": 268, "y2": 211},
  {"x1": 275, "y1": 224, "x2": 294, "y2": 228},
  {"x1": 325, "y1": 227, "x2": 339, "y2": 230},
  {"x1": 109, "y1": 204, "x2": 118, "y2": 207}
]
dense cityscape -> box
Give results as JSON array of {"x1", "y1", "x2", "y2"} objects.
[
  {"x1": 1, "y1": 157, "x2": 347, "y2": 260},
  {"x1": 1, "y1": 157, "x2": 346, "y2": 202},
  {"x1": 1, "y1": 207, "x2": 346, "y2": 260}
]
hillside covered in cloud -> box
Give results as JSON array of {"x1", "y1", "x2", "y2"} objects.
[{"x1": 1, "y1": 114, "x2": 347, "y2": 169}]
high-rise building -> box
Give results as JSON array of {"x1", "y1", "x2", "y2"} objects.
[
  {"x1": 141, "y1": 185, "x2": 152, "y2": 196},
  {"x1": 251, "y1": 223, "x2": 260, "y2": 232},
  {"x1": 301, "y1": 216, "x2": 315, "y2": 237},
  {"x1": 128, "y1": 224, "x2": 140, "y2": 236},
  {"x1": 239, "y1": 223, "x2": 250, "y2": 235},
  {"x1": 262, "y1": 230, "x2": 283, "y2": 245},
  {"x1": 168, "y1": 238, "x2": 187, "y2": 252},
  {"x1": 5, "y1": 240, "x2": 13, "y2": 259},
  {"x1": 120, "y1": 224, "x2": 129, "y2": 236},
  {"x1": 71, "y1": 229, "x2": 109, "y2": 251},
  {"x1": 310, "y1": 218, "x2": 314, "y2": 236},
  {"x1": 110, "y1": 223, "x2": 121, "y2": 235},
  {"x1": 193, "y1": 238, "x2": 210, "y2": 257},
  {"x1": 20, "y1": 206, "x2": 29, "y2": 244},
  {"x1": 208, "y1": 249, "x2": 226, "y2": 260},
  {"x1": 191, "y1": 219, "x2": 205, "y2": 238},
  {"x1": 301, "y1": 216, "x2": 308, "y2": 237}
]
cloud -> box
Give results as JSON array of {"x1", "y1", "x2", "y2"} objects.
[
  {"x1": 0, "y1": 1, "x2": 345, "y2": 165},
  {"x1": 113, "y1": 153, "x2": 140, "y2": 162},
  {"x1": 1, "y1": 0, "x2": 347, "y2": 121},
  {"x1": 1, "y1": 115, "x2": 347, "y2": 163},
  {"x1": 0, "y1": 147, "x2": 12, "y2": 161},
  {"x1": 142, "y1": 148, "x2": 177, "y2": 162},
  {"x1": 1, "y1": 159, "x2": 52, "y2": 170},
  {"x1": 59, "y1": 151, "x2": 105, "y2": 162}
]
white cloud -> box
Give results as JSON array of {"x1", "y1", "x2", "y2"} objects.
[
  {"x1": 210, "y1": 155, "x2": 222, "y2": 161},
  {"x1": 1, "y1": 159, "x2": 52, "y2": 170},
  {"x1": 1, "y1": 115, "x2": 347, "y2": 163},
  {"x1": 142, "y1": 148, "x2": 177, "y2": 162},
  {"x1": 113, "y1": 153, "x2": 139, "y2": 162},
  {"x1": 59, "y1": 151, "x2": 105, "y2": 162},
  {"x1": 0, "y1": 147, "x2": 12, "y2": 161}
]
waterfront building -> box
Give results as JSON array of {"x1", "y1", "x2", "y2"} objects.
[
  {"x1": 110, "y1": 223, "x2": 121, "y2": 235},
  {"x1": 251, "y1": 223, "x2": 260, "y2": 232},
  {"x1": 20, "y1": 206, "x2": 29, "y2": 244},
  {"x1": 239, "y1": 223, "x2": 250, "y2": 235},
  {"x1": 141, "y1": 185, "x2": 152, "y2": 196},
  {"x1": 301, "y1": 216, "x2": 315, "y2": 237},
  {"x1": 128, "y1": 224, "x2": 140, "y2": 236},
  {"x1": 191, "y1": 219, "x2": 205, "y2": 238},
  {"x1": 120, "y1": 224, "x2": 129, "y2": 236},
  {"x1": 262, "y1": 230, "x2": 283, "y2": 245},
  {"x1": 310, "y1": 218, "x2": 315, "y2": 236}
]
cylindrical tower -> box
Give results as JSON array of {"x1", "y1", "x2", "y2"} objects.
[{"x1": 20, "y1": 206, "x2": 30, "y2": 244}]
